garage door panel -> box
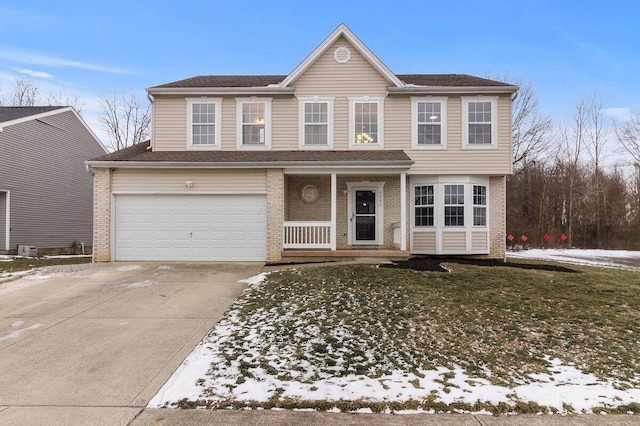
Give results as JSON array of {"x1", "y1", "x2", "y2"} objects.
[{"x1": 115, "y1": 194, "x2": 266, "y2": 261}]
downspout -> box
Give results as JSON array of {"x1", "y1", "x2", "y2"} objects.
[{"x1": 147, "y1": 91, "x2": 154, "y2": 151}]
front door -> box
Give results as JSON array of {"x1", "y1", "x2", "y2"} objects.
[
  {"x1": 355, "y1": 190, "x2": 376, "y2": 243},
  {"x1": 348, "y1": 183, "x2": 384, "y2": 246}
]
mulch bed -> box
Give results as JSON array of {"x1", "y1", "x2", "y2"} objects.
[{"x1": 381, "y1": 256, "x2": 579, "y2": 273}]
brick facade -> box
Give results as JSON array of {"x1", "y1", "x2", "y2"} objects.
[
  {"x1": 489, "y1": 175, "x2": 506, "y2": 259},
  {"x1": 92, "y1": 167, "x2": 112, "y2": 262},
  {"x1": 266, "y1": 169, "x2": 284, "y2": 262}
]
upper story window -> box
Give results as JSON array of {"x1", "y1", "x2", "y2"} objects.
[
  {"x1": 236, "y1": 97, "x2": 272, "y2": 149},
  {"x1": 462, "y1": 96, "x2": 498, "y2": 149},
  {"x1": 186, "y1": 98, "x2": 222, "y2": 150},
  {"x1": 411, "y1": 97, "x2": 447, "y2": 149},
  {"x1": 348, "y1": 97, "x2": 384, "y2": 149},
  {"x1": 298, "y1": 97, "x2": 334, "y2": 149}
]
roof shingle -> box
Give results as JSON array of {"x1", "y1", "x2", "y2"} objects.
[
  {"x1": 0, "y1": 106, "x2": 66, "y2": 123},
  {"x1": 150, "y1": 74, "x2": 511, "y2": 89},
  {"x1": 90, "y1": 141, "x2": 413, "y2": 165}
]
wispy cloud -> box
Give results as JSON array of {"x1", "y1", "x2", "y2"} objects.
[
  {"x1": 12, "y1": 67, "x2": 54, "y2": 79},
  {"x1": 0, "y1": 45, "x2": 135, "y2": 75}
]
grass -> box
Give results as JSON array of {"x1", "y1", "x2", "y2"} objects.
[
  {"x1": 0, "y1": 256, "x2": 92, "y2": 274},
  {"x1": 166, "y1": 262, "x2": 640, "y2": 414}
]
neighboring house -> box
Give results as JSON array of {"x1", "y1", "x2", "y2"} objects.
[
  {"x1": 0, "y1": 106, "x2": 106, "y2": 254},
  {"x1": 87, "y1": 24, "x2": 517, "y2": 263}
]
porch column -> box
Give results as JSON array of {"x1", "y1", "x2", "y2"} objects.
[
  {"x1": 330, "y1": 173, "x2": 337, "y2": 251},
  {"x1": 400, "y1": 172, "x2": 407, "y2": 251}
]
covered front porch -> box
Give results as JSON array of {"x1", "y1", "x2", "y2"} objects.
[{"x1": 280, "y1": 170, "x2": 410, "y2": 261}]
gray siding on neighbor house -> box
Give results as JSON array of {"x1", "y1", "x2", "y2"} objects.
[{"x1": 0, "y1": 110, "x2": 106, "y2": 250}]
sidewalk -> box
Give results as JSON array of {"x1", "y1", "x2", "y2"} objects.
[{"x1": 132, "y1": 409, "x2": 640, "y2": 425}]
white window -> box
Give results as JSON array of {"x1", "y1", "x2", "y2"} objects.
[
  {"x1": 298, "y1": 97, "x2": 334, "y2": 149},
  {"x1": 473, "y1": 185, "x2": 487, "y2": 226},
  {"x1": 186, "y1": 98, "x2": 222, "y2": 150},
  {"x1": 462, "y1": 96, "x2": 498, "y2": 149},
  {"x1": 349, "y1": 97, "x2": 384, "y2": 148},
  {"x1": 414, "y1": 185, "x2": 434, "y2": 227},
  {"x1": 444, "y1": 184, "x2": 465, "y2": 227},
  {"x1": 411, "y1": 97, "x2": 447, "y2": 149},
  {"x1": 236, "y1": 98, "x2": 272, "y2": 149}
]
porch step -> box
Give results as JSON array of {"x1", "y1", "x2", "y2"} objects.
[{"x1": 281, "y1": 249, "x2": 410, "y2": 262}]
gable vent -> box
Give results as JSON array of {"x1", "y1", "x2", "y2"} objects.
[{"x1": 334, "y1": 47, "x2": 351, "y2": 64}]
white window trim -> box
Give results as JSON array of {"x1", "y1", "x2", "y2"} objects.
[
  {"x1": 348, "y1": 96, "x2": 385, "y2": 149},
  {"x1": 413, "y1": 184, "x2": 435, "y2": 228},
  {"x1": 411, "y1": 96, "x2": 447, "y2": 150},
  {"x1": 297, "y1": 96, "x2": 334, "y2": 150},
  {"x1": 186, "y1": 97, "x2": 222, "y2": 150},
  {"x1": 236, "y1": 97, "x2": 272, "y2": 150},
  {"x1": 461, "y1": 96, "x2": 498, "y2": 150}
]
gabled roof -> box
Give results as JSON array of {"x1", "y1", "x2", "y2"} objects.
[
  {"x1": 0, "y1": 106, "x2": 66, "y2": 124},
  {"x1": 87, "y1": 141, "x2": 414, "y2": 169},
  {"x1": 279, "y1": 23, "x2": 404, "y2": 88},
  {"x1": 147, "y1": 24, "x2": 518, "y2": 95}
]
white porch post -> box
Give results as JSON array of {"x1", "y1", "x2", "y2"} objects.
[
  {"x1": 331, "y1": 173, "x2": 337, "y2": 251},
  {"x1": 400, "y1": 173, "x2": 407, "y2": 251}
]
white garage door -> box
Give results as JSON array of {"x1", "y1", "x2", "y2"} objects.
[{"x1": 115, "y1": 194, "x2": 266, "y2": 261}]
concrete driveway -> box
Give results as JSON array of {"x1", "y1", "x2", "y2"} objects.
[{"x1": 0, "y1": 262, "x2": 262, "y2": 426}]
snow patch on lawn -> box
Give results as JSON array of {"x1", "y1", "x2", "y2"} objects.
[
  {"x1": 238, "y1": 272, "x2": 270, "y2": 286},
  {"x1": 508, "y1": 248, "x2": 640, "y2": 269},
  {"x1": 149, "y1": 310, "x2": 640, "y2": 413}
]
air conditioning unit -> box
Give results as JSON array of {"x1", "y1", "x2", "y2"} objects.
[{"x1": 17, "y1": 245, "x2": 38, "y2": 257}]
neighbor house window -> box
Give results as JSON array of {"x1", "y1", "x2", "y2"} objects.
[
  {"x1": 444, "y1": 184, "x2": 465, "y2": 226},
  {"x1": 236, "y1": 98, "x2": 272, "y2": 149},
  {"x1": 473, "y1": 185, "x2": 487, "y2": 226},
  {"x1": 186, "y1": 98, "x2": 222, "y2": 150},
  {"x1": 349, "y1": 97, "x2": 384, "y2": 148},
  {"x1": 414, "y1": 185, "x2": 434, "y2": 226},
  {"x1": 462, "y1": 96, "x2": 498, "y2": 148},
  {"x1": 298, "y1": 97, "x2": 334, "y2": 149},
  {"x1": 411, "y1": 97, "x2": 447, "y2": 149}
]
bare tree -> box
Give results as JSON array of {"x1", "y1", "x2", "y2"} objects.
[
  {"x1": 99, "y1": 91, "x2": 151, "y2": 151},
  {"x1": 46, "y1": 91, "x2": 86, "y2": 114},
  {"x1": 2, "y1": 77, "x2": 40, "y2": 106},
  {"x1": 488, "y1": 73, "x2": 553, "y2": 168},
  {"x1": 616, "y1": 109, "x2": 640, "y2": 163}
]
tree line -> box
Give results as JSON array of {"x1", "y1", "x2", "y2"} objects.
[{"x1": 506, "y1": 78, "x2": 640, "y2": 250}]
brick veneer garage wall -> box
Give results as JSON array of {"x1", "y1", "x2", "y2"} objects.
[{"x1": 92, "y1": 168, "x2": 112, "y2": 262}]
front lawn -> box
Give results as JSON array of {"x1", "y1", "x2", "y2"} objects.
[
  {"x1": 0, "y1": 255, "x2": 92, "y2": 280},
  {"x1": 151, "y1": 262, "x2": 640, "y2": 415}
]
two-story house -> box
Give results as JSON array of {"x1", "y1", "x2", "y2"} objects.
[{"x1": 87, "y1": 24, "x2": 517, "y2": 263}]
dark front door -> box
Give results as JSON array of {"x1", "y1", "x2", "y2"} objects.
[{"x1": 354, "y1": 190, "x2": 376, "y2": 242}]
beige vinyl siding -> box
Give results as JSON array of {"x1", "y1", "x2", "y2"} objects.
[
  {"x1": 412, "y1": 231, "x2": 436, "y2": 252},
  {"x1": 293, "y1": 37, "x2": 390, "y2": 151},
  {"x1": 386, "y1": 95, "x2": 512, "y2": 175},
  {"x1": 152, "y1": 96, "x2": 187, "y2": 151},
  {"x1": 272, "y1": 97, "x2": 298, "y2": 150},
  {"x1": 442, "y1": 232, "x2": 466, "y2": 252},
  {"x1": 472, "y1": 231, "x2": 488, "y2": 251},
  {"x1": 111, "y1": 169, "x2": 267, "y2": 192}
]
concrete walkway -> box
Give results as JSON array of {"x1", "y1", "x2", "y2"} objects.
[{"x1": 0, "y1": 262, "x2": 261, "y2": 426}]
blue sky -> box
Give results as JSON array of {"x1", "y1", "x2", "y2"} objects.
[{"x1": 1, "y1": 1, "x2": 638, "y2": 143}]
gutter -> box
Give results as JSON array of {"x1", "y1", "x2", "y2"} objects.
[
  {"x1": 147, "y1": 86, "x2": 296, "y2": 96},
  {"x1": 387, "y1": 85, "x2": 518, "y2": 95},
  {"x1": 85, "y1": 160, "x2": 414, "y2": 170}
]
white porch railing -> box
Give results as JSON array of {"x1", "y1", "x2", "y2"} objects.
[{"x1": 283, "y1": 221, "x2": 332, "y2": 249}]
